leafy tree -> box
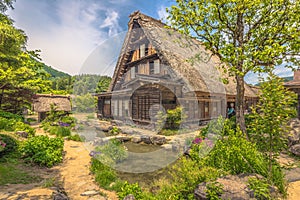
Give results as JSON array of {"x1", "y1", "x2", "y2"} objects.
[
  {"x1": 0, "y1": 13, "x2": 52, "y2": 113},
  {"x1": 248, "y1": 72, "x2": 296, "y2": 180},
  {"x1": 167, "y1": 0, "x2": 300, "y2": 135},
  {"x1": 0, "y1": 0, "x2": 14, "y2": 13}
]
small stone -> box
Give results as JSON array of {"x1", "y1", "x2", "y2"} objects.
[
  {"x1": 80, "y1": 190, "x2": 100, "y2": 196},
  {"x1": 123, "y1": 194, "x2": 135, "y2": 200}
]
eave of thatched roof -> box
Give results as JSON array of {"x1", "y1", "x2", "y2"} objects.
[
  {"x1": 109, "y1": 11, "x2": 257, "y2": 98},
  {"x1": 32, "y1": 94, "x2": 71, "y2": 112}
]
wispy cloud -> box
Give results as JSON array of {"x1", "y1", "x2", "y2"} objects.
[
  {"x1": 157, "y1": 5, "x2": 169, "y2": 23},
  {"x1": 100, "y1": 11, "x2": 122, "y2": 37},
  {"x1": 8, "y1": 0, "x2": 123, "y2": 75}
]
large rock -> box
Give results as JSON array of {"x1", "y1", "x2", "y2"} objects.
[
  {"x1": 290, "y1": 144, "x2": 300, "y2": 157},
  {"x1": 150, "y1": 136, "x2": 166, "y2": 145},
  {"x1": 131, "y1": 136, "x2": 142, "y2": 143},
  {"x1": 194, "y1": 174, "x2": 278, "y2": 200},
  {"x1": 288, "y1": 130, "x2": 300, "y2": 147},
  {"x1": 15, "y1": 131, "x2": 28, "y2": 138},
  {"x1": 141, "y1": 135, "x2": 152, "y2": 144}
]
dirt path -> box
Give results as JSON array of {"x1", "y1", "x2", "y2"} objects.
[
  {"x1": 288, "y1": 181, "x2": 300, "y2": 200},
  {"x1": 58, "y1": 139, "x2": 118, "y2": 200},
  {"x1": 0, "y1": 127, "x2": 118, "y2": 200}
]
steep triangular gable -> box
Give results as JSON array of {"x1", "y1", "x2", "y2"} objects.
[{"x1": 108, "y1": 12, "x2": 158, "y2": 92}]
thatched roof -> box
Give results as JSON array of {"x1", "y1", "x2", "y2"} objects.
[
  {"x1": 109, "y1": 11, "x2": 258, "y2": 97},
  {"x1": 32, "y1": 94, "x2": 71, "y2": 112}
]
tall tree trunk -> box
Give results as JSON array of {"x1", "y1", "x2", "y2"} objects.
[
  {"x1": 236, "y1": 74, "x2": 247, "y2": 137},
  {"x1": 235, "y1": 12, "x2": 247, "y2": 137}
]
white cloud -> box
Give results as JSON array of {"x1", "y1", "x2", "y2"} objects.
[
  {"x1": 157, "y1": 5, "x2": 169, "y2": 22},
  {"x1": 7, "y1": 0, "x2": 118, "y2": 75},
  {"x1": 100, "y1": 11, "x2": 122, "y2": 37}
]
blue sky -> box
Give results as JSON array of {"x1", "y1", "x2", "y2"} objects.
[
  {"x1": 6, "y1": 0, "x2": 293, "y2": 83},
  {"x1": 7, "y1": 0, "x2": 174, "y2": 75}
]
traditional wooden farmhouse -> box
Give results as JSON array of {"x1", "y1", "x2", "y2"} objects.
[
  {"x1": 32, "y1": 94, "x2": 71, "y2": 122},
  {"x1": 284, "y1": 69, "x2": 300, "y2": 119},
  {"x1": 97, "y1": 11, "x2": 258, "y2": 127}
]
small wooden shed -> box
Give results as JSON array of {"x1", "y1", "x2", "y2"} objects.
[
  {"x1": 32, "y1": 94, "x2": 72, "y2": 122},
  {"x1": 284, "y1": 69, "x2": 300, "y2": 119}
]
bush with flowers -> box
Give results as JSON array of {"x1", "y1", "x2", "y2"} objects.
[
  {"x1": 0, "y1": 139, "x2": 6, "y2": 153},
  {"x1": 0, "y1": 134, "x2": 18, "y2": 157}
]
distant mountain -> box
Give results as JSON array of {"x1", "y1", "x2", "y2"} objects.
[
  {"x1": 255, "y1": 76, "x2": 294, "y2": 86},
  {"x1": 282, "y1": 76, "x2": 293, "y2": 82},
  {"x1": 42, "y1": 64, "x2": 70, "y2": 78}
]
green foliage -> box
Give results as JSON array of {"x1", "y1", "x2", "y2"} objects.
[
  {"x1": 73, "y1": 74, "x2": 111, "y2": 95},
  {"x1": 0, "y1": 110, "x2": 23, "y2": 121},
  {"x1": 248, "y1": 73, "x2": 297, "y2": 158},
  {"x1": 0, "y1": 0, "x2": 14, "y2": 13},
  {"x1": 205, "y1": 181, "x2": 223, "y2": 200},
  {"x1": 0, "y1": 117, "x2": 16, "y2": 131},
  {"x1": 167, "y1": 0, "x2": 300, "y2": 133},
  {"x1": 66, "y1": 134, "x2": 83, "y2": 142},
  {"x1": 109, "y1": 126, "x2": 120, "y2": 135},
  {"x1": 153, "y1": 158, "x2": 224, "y2": 199},
  {"x1": 0, "y1": 133, "x2": 18, "y2": 157},
  {"x1": 0, "y1": 13, "x2": 53, "y2": 113},
  {"x1": 19, "y1": 136, "x2": 64, "y2": 167},
  {"x1": 0, "y1": 162, "x2": 41, "y2": 185},
  {"x1": 204, "y1": 129, "x2": 268, "y2": 175},
  {"x1": 157, "y1": 106, "x2": 186, "y2": 130},
  {"x1": 203, "y1": 129, "x2": 286, "y2": 194},
  {"x1": 90, "y1": 158, "x2": 119, "y2": 189},
  {"x1": 248, "y1": 177, "x2": 271, "y2": 200},
  {"x1": 43, "y1": 64, "x2": 70, "y2": 78},
  {"x1": 48, "y1": 126, "x2": 71, "y2": 137},
  {"x1": 118, "y1": 182, "x2": 144, "y2": 200},
  {"x1": 158, "y1": 129, "x2": 178, "y2": 136},
  {"x1": 94, "y1": 139, "x2": 128, "y2": 166},
  {"x1": 73, "y1": 93, "x2": 95, "y2": 113},
  {"x1": 13, "y1": 121, "x2": 35, "y2": 137},
  {"x1": 200, "y1": 116, "x2": 235, "y2": 138}
]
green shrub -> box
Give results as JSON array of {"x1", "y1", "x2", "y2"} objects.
[
  {"x1": 0, "y1": 134, "x2": 18, "y2": 157},
  {"x1": 66, "y1": 134, "x2": 83, "y2": 142},
  {"x1": 0, "y1": 117, "x2": 16, "y2": 131},
  {"x1": 94, "y1": 139, "x2": 128, "y2": 166},
  {"x1": 118, "y1": 182, "x2": 144, "y2": 200},
  {"x1": 156, "y1": 106, "x2": 186, "y2": 130},
  {"x1": 59, "y1": 116, "x2": 76, "y2": 127},
  {"x1": 90, "y1": 158, "x2": 119, "y2": 189},
  {"x1": 14, "y1": 122, "x2": 35, "y2": 137},
  {"x1": 48, "y1": 126, "x2": 71, "y2": 137},
  {"x1": 200, "y1": 116, "x2": 235, "y2": 138},
  {"x1": 248, "y1": 177, "x2": 271, "y2": 200},
  {"x1": 154, "y1": 158, "x2": 224, "y2": 199},
  {"x1": 203, "y1": 129, "x2": 268, "y2": 175},
  {"x1": 205, "y1": 181, "x2": 223, "y2": 200},
  {"x1": 0, "y1": 110, "x2": 23, "y2": 121},
  {"x1": 19, "y1": 136, "x2": 64, "y2": 167},
  {"x1": 203, "y1": 129, "x2": 286, "y2": 194},
  {"x1": 109, "y1": 126, "x2": 120, "y2": 135}
]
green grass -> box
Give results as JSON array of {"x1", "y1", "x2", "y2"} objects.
[{"x1": 0, "y1": 162, "x2": 41, "y2": 185}]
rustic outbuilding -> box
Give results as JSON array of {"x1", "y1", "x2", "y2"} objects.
[
  {"x1": 97, "y1": 11, "x2": 258, "y2": 127},
  {"x1": 284, "y1": 69, "x2": 300, "y2": 119},
  {"x1": 32, "y1": 94, "x2": 71, "y2": 122}
]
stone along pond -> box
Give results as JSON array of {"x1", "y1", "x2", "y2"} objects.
[{"x1": 75, "y1": 122, "x2": 196, "y2": 187}]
